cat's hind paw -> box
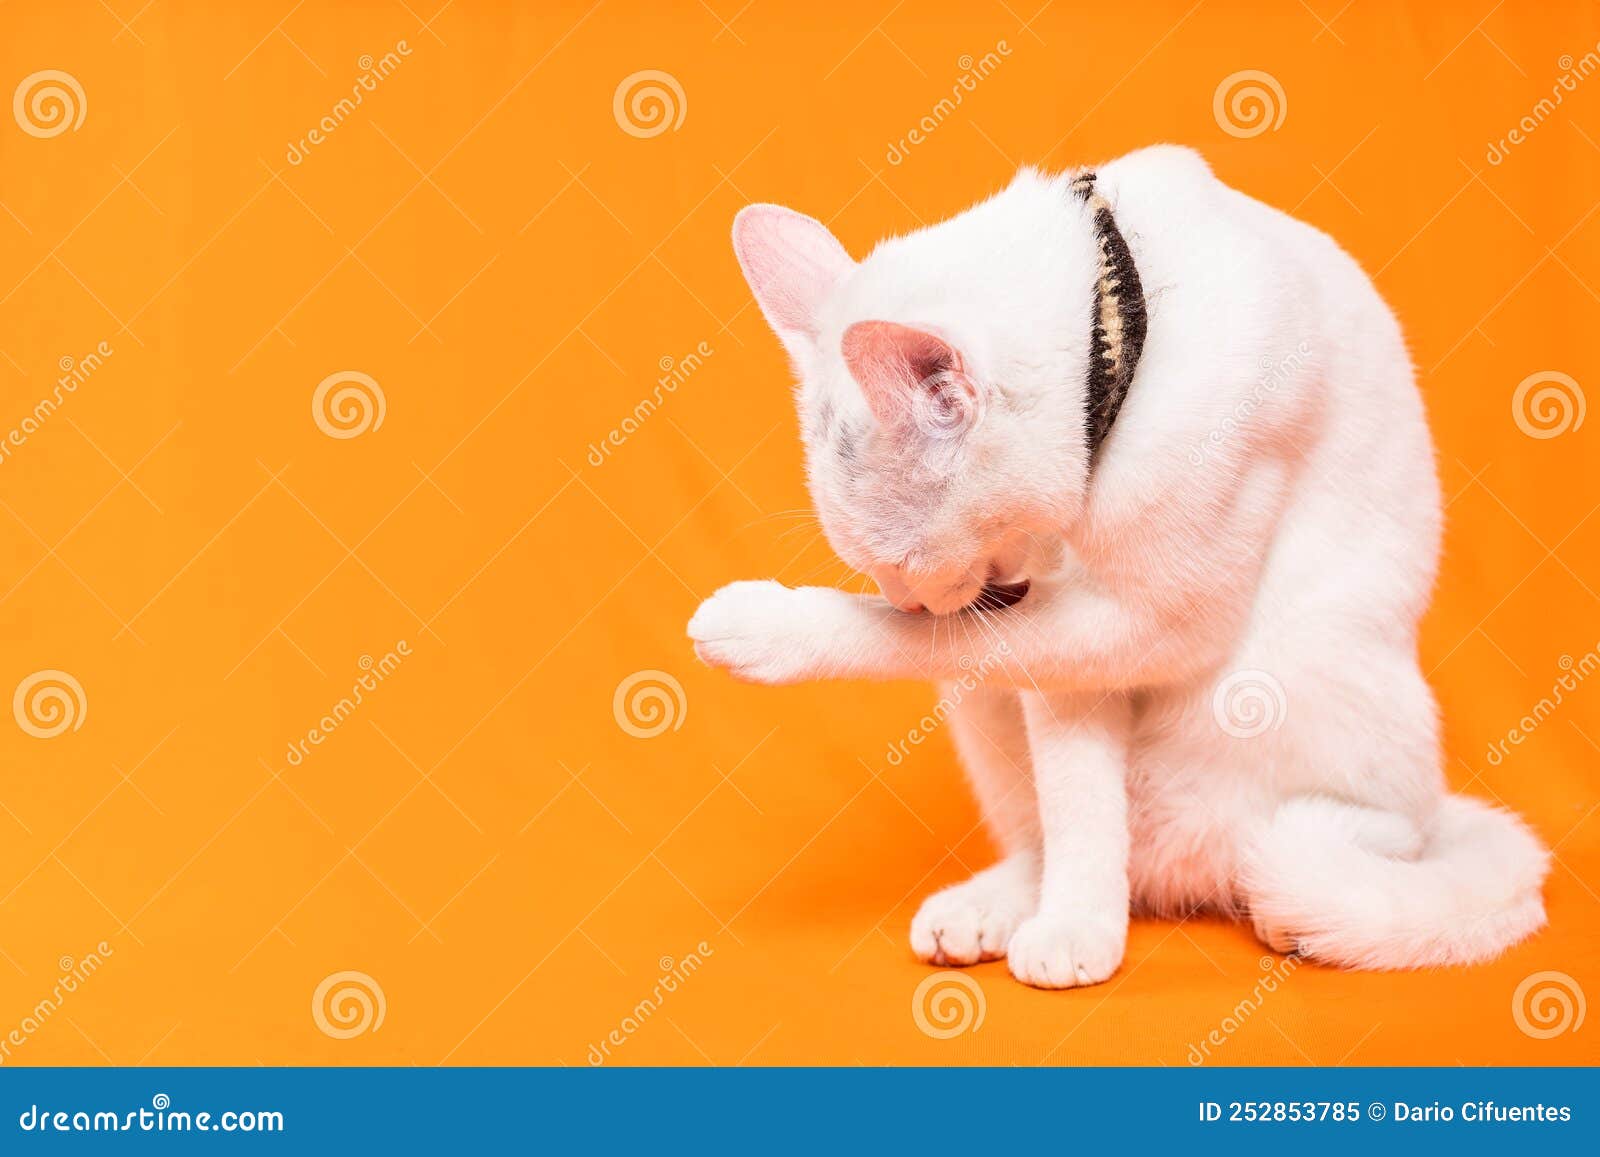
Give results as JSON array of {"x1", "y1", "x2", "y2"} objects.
[{"x1": 1250, "y1": 912, "x2": 1301, "y2": 957}]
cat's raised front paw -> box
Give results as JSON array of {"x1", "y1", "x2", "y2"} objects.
[
  {"x1": 688, "y1": 580, "x2": 834, "y2": 685},
  {"x1": 1006, "y1": 910, "x2": 1126, "y2": 989},
  {"x1": 911, "y1": 858, "x2": 1036, "y2": 966}
]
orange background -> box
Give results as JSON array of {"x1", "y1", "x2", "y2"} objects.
[{"x1": 1, "y1": 0, "x2": 1597, "y2": 1066}]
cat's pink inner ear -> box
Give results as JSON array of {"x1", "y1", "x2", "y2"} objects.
[
  {"x1": 732, "y1": 205, "x2": 854, "y2": 346},
  {"x1": 841, "y1": 321, "x2": 965, "y2": 422}
]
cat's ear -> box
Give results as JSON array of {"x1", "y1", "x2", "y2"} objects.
[
  {"x1": 732, "y1": 204, "x2": 854, "y2": 358},
  {"x1": 841, "y1": 320, "x2": 977, "y2": 428}
]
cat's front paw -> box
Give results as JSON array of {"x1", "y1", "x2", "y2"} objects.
[
  {"x1": 688, "y1": 580, "x2": 835, "y2": 684},
  {"x1": 1006, "y1": 910, "x2": 1126, "y2": 989},
  {"x1": 911, "y1": 856, "x2": 1037, "y2": 965}
]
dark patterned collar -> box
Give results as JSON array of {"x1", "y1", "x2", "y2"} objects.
[{"x1": 1069, "y1": 171, "x2": 1148, "y2": 457}]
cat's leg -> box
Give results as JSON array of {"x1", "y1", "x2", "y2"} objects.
[
  {"x1": 1006, "y1": 689, "x2": 1134, "y2": 989},
  {"x1": 688, "y1": 578, "x2": 1229, "y2": 693},
  {"x1": 910, "y1": 686, "x2": 1039, "y2": 965}
]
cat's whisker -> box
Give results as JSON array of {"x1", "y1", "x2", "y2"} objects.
[
  {"x1": 788, "y1": 553, "x2": 851, "y2": 587},
  {"x1": 775, "y1": 522, "x2": 824, "y2": 543},
  {"x1": 969, "y1": 601, "x2": 1054, "y2": 707},
  {"x1": 733, "y1": 509, "x2": 822, "y2": 535},
  {"x1": 967, "y1": 604, "x2": 1012, "y2": 670},
  {"x1": 953, "y1": 610, "x2": 979, "y2": 681}
]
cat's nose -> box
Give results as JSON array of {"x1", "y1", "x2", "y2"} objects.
[{"x1": 870, "y1": 565, "x2": 925, "y2": 613}]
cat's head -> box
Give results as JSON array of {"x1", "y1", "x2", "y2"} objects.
[{"x1": 732, "y1": 170, "x2": 1100, "y2": 615}]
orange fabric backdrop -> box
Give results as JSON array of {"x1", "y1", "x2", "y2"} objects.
[{"x1": 0, "y1": 0, "x2": 1596, "y2": 1066}]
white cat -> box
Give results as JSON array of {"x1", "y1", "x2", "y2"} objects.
[{"x1": 688, "y1": 145, "x2": 1549, "y2": 988}]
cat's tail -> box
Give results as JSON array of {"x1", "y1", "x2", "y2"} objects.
[{"x1": 1241, "y1": 794, "x2": 1549, "y2": 969}]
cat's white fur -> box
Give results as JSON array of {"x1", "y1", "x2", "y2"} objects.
[{"x1": 689, "y1": 145, "x2": 1549, "y2": 987}]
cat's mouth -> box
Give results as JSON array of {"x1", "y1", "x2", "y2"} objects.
[{"x1": 971, "y1": 579, "x2": 1030, "y2": 611}]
